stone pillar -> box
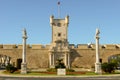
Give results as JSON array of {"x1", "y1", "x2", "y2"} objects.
[
  {"x1": 52, "y1": 53, "x2": 55, "y2": 66},
  {"x1": 21, "y1": 28, "x2": 27, "y2": 74},
  {"x1": 49, "y1": 53, "x2": 52, "y2": 67},
  {"x1": 67, "y1": 53, "x2": 70, "y2": 68},
  {"x1": 64, "y1": 53, "x2": 67, "y2": 67},
  {"x1": 95, "y1": 28, "x2": 101, "y2": 74},
  {"x1": 49, "y1": 52, "x2": 55, "y2": 68}
]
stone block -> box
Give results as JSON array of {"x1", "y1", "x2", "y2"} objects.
[
  {"x1": 3, "y1": 44, "x2": 16, "y2": 49},
  {"x1": 31, "y1": 44, "x2": 42, "y2": 49},
  {"x1": 18, "y1": 44, "x2": 30, "y2": 49},
  {"x1": 104, "y1": 44, "x2": 116, "y2": 49},
  {"x1": 46, "y1": 45, "x2": 50, "y2": 49},
  {"x1": 77, "y1": 44, "x2": 88, "y2": 49},
  {"x1": 69, "y1": 44, "x2": 75, "y2": 48}
]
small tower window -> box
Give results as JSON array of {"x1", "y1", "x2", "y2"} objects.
[
  {"x1": 58, "y1": 33, "x2": 61, "y2": 37},
  {"x1": 52, "y1": 23, "x2": 56, "y2": 26},
  {"x1": 57, "y1": 23, "x2": 61, "y2": 27}
]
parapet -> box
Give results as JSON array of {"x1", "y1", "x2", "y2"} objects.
[
  {"x1": 3, "y1": 44, "x2": 17, "y2": 49},
  {"x1": 0, "y1": 44, "x2": 120, "y2": 50},
  {"x1": 69, "y1": 44, "x2": 75, "y2": 49},
  {"x1": 18, "y1": 44, "x2": 30, "y2": 49},
  {"x1": 31, "y1": 44, "x2": 50, "y2": 49},
  {"x1": 104, "y1": 44, "x2": 117, "y2": 49},
  {"x1": 77, "y1": 44, "x2": 89, "y2": 49},
  {"x1": 74, "y1": 44, "x2": 120, "y2": 50},
  {"x1": 31, "y1": 44, "x2": 43, "y2": 49},
  {"x1": 46, "y1": 45, "x2": 50, "y2": 49},
  {"x1": 0, "y1": 44, "x2": 50, "y2": 49}
]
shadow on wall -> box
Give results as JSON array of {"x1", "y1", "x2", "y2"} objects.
[{"x1": 70, "y1": 49, "x2": 82, "y2": 68}]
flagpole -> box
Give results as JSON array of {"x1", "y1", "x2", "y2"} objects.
[{"x1": 58, "y1": 1, "x2": 60, "y2": 18}]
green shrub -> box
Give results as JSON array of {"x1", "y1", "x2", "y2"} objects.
[
  {"x1": 66, "y1": 69, "x2": 75, "y2": 72},
  {"x1": 6, "y1": 64, "x2": 18, "y2": 73},
  {"x1": 102, "y1": 62, "x2": 117, "y2": 73},
  {"x1": 47, "y1": 68, "x2": 57, "y2": 72}
]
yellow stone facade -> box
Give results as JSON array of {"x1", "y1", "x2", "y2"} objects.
[{"x1": 0, "y1": 44, "x2": 120, "y2": 70}]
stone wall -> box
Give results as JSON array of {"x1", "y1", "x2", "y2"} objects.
[
  {"x1": 0, "y1": 44, "x2": 120, "y2": 69},
  {"x1": 0, "y1": 44, "x2": 50, "y2": 69}
]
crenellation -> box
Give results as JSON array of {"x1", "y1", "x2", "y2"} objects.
[
  {"x1": 77, "y1": 44, "x2": 89, "y2": 49},
  {"x1": 18, "y1": 44, "x2": 30, "y2": 49},
  {"x1": 0, "y1": 44, "x2": 119, "y2": 50},
  {"x1": 3, "y1": 44, "x2": 17, "y2": 49},
  {"x1": 104, "y1": 44, "x2": 117, "y2": 49},
  {"x1": 41, "y1": 45, "x2": 46, "y2": 48},
  {"x1": 116, "y1": 44, "x2": 120, "y2": 48},
  {"x1": 69, "y1": 44, "x2": 75, "y2": 49},
  {"x1": 90, "y1": 44, "x2": 95, "y2": 49},
  {"x1": 31, "y1": 44, "x2": 49, "y2": 49},
  {"x1": 45, "y1": 45, "x2": 50, "y2": 49},
  {"x1": 31, "y1": 44, "x2": 42, "y2": 49}
]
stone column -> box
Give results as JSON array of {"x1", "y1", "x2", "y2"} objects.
[
  {"x1": 49, "y1": 52, "x2": 55, "y2": 68},
  {"x1": 95, "y1": 28, "x2": 101, "y2": 74},
  {"x1": 52, "y1": 53, "x2": 55, "y2": 66},
  {"x1": 49, "y1": 53, "x2": 52, "y2": 67},
  {"x1": 64, "y1": 53, "x2": 67, "y2": 67},
  {"x1": 67, "y1": 53, "x2": 70, "y2": 68},
  {"x1": 21, "y1": 28, "x2": 27, "y2": 74}
]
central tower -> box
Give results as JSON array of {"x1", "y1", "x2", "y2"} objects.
[
  {"x1": 50, "y1": 15, "x2": 69, "y2": 43},
  {"x1": 49, "y1": 15, "x2": 70, "y2": 68}
]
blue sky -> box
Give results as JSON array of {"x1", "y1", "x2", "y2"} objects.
[{"x1": 0, "y1": 0, "x2": 120, "y2": 45}]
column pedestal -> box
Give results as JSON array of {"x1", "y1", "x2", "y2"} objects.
[
  {"x1": 95, "y1": 63, "x2": 101, "y2": 74},
  {"x1": 21, "y1": 63, "x2": 27, "y2": 74}
]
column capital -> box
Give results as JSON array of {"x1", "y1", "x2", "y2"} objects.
[
  {"x1": 96, "y1": 36, "x2": 100, "y2": 39},
  {"x1": 22, "y1": 28, "x2": 28, "y2": 39}
]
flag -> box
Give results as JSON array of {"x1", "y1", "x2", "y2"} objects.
[{"x1": 58, "y1": 1, "x2": 60, "y2": 5}]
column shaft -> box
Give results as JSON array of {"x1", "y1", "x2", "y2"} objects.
[
  {"x1": 53, "y1": 53, "x2": 55, "y2": 66},
  {"x1": 64, "y1": 53, "x2": 67, "y2": 66},
  {"x1": 96, "y1": 38, "x2": 99, "y2": 63},
  {"x1": 49, "y1": 53, "x2": 52, "y2": 66},
  {"x1": 68, "y1": 53, "x2": 70, "y2": 68}
]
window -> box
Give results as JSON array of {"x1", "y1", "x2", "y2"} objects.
[
  {"x1": 58, "y1": 33, "x2": 61, "y2": 37},
  {"x1": 57, "y1": 23, "x2": 61, "y2": 27},
  {"x1": 52, "y1": 23, "x2": 56, "y2": 26}
]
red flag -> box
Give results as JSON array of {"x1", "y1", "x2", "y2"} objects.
[{"x1": 58, "y1": 1, "x2": 60, "y2": 5}]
